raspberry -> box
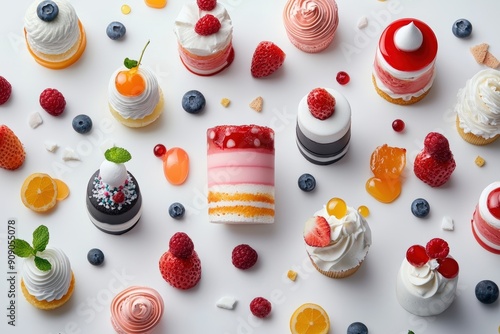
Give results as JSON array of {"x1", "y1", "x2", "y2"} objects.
[
  {"x1": 425, "y1": 238, "x2": 449, "y2": 259},
  {"x1": 250, "y1": 297, "x2": 272, "y2": 318},
  {"x1": 307, "y1": 88, "x2": 336, "y2": 120},
  {"x1": 231, "y1": 244, "x2": 258, "y2": 270},
  {"x1": 197, "y1": 0, "x2": 216, "y2": 11},
  {"x1": 0, "y1": 76, "x2": 12, "y2": 105},
  {"x1": 423, "y1": 132, "x2": 452, "y2": 161},
  {"x1": 169, "y1": 232, "x2": 194, "y2": 259},
  {"x1": 39, "y1": 88, "x2": 66, "y2": 116},
  {"x1": 194, "y1": 14, "x2": 221, "y2": 36}
]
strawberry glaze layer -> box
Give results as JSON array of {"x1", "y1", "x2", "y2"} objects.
[{"x1": 178, "y1": 42, "x2": 234, "y2": 76}]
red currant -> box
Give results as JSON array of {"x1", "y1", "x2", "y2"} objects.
[
  {"x1": 437, "y1": 257, "x2": 459, "y2": 279},
  {"x1": 153, "y1": 144, "x2": 167, "y2": 158},
  {"x1": 406, "y1": 245, "x2": 429, "y2": 267},
  {"x1": 487, "y1": 187, "x2": 500, "y2": 219},
  {"x1": 392, "y1": 119, "x2": 405, "y2": 132},
  {"x1": 336, "y1": 71, "x2": 350, "y2": 85},
  {"x1": 425, "y1": 238, "x2": 449, "y2": 259}
]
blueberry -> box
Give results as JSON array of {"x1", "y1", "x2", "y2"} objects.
[
  {"x1": 87, "y1": 248, "x2": 105, "y2": 266},
  {"x1": 169, "y1": 202, "x2": 185, "y2": 219},
  {"x1": 72, "y1": 114, "x2": 93, "y2": 134},
  {"x1": 452, "y1": 19, "x2": 472, "y2": 38},
  {"x1": 411, "y1": 198, "x2": 430, "y2": 218},
  {"x1": 298, "y1": 173, "x2": 316, "y2": 192},
  {"x1": 475, "y1": 280, "x2": 499, "y2": 304},
  {"x1": 182, "y1": 90, "x2": 206, "y2": 114},
  {"x1": 106, "y1": 21, "x2": 126, "y2": 40},
  {"x1": 347, "y1": 322, "x2": 368, "y2": 334},
  {"x1": 37, "y1": 0, "x2": 59, "y2": 22}
]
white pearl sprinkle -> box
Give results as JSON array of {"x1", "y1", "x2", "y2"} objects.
[
  {"x1": 254, "y1": 138, "x2": 261, "y2": 147},
  {"x1": 226, "y1": 139, "x2": 235, "y2": 148}
]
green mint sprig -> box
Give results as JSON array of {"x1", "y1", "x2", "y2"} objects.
[
  {"x1": 124, "y1": 40, "x2": 150, "y2": 69},
  {"x1": 12, "y1": 225, "x2": 52, "y2": 271},
  {"x1": 105, "y1": 147, "x2": 132, "y2": 164},
  {"x1": 408, "y1": 331, "x2": 415, "y2": 334}
]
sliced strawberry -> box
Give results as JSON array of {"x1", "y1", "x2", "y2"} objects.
[
  {"x1": 304, "y1": 216, "x2": 331, "y2": 247},
  {"x1": 250, "y1": 41, "x2": 286, "y2": 78},
  {"x1": 0, "y1": 125, "x2": 25, "y2": 170}
]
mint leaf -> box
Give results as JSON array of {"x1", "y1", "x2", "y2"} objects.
[
  {"x1": 124, "y1": 57, "x2": 138, "y2": 69},
  {"x1": 32, "y1": 225, "x2": 49, "y2": 252},
  {"x1": 105, "y1": 147, "x2": 132, "y2": 164},
  {"x1": 408, "y1": 331, "x2": 415, "y2": 334},
  {"x1": 34, "y1": 256, "x2": 52, "y2": 271},
  {"x1": 12, "y1": 239, "x2": 34, "y2": 258}
]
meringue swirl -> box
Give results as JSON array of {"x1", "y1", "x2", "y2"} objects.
[
  {"x1": 22, "y1": 248, "x2": 72, "y2": 302},
  {"x1": 455, "y1": 69, "x2": 500, "y2": 139},
  {"x1": 108, "y1": 66, "x2": 161, "y2": 120},
  {"x1": 283, "y1": 0, "x2": 339, "y2": 53},
  {"x1": 24, "y1": 0, "x2": 80, "y2": 56},
  {"x1": 111, "y1": 286, "x2": 164, "y2": 334}
]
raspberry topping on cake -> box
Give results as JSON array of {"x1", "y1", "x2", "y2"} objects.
[
  {"x1": 307, "y1": 88, "x2": 336, "y2": 120},
  {"x1": 487, "y1": 187, "x2": 500, "y2": 219},
  {"x1": 405, "y1": 238, "x2": 458, "y2": 279},
  {"x1": 207, "y1": 125, "x2": 274, "y2": 151},
  {"x1": 197, "y1": 0, "x2": 216, "y2": 11},
  {"x1": 194, "y1": 14, "x2": 221, "y2": 36}
]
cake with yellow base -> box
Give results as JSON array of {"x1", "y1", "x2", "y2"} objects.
[{"x1": 24, "y1": 0, "x2": 86, "y2": 69}]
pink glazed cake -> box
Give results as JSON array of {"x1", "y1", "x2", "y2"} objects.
[
  {"x1": 207, "y1": 125, "x2": 275, "y2": 224},
  {"x1": 472, "y1": 181, "x2": 500, "y2": 254}
]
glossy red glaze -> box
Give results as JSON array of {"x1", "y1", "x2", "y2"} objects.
[
  {"x1": 487, "y1": 187, "x2": 500, "y2": 219},
  {"x1": 207, "y1": 125, "x2": 274, "y2": 151},
  {"x1": 437, "y1": 257, "x2": 459, "y2": 279}
]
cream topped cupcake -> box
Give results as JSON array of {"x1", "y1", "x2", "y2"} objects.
[
  {"x1": 455, "y1": 69, "x2": 500, "y2": 145},
  {"x1": 108, "y1": 41, "x2": 164, "y2": 128},
  {"x1": 111, "y1": 286, "x2": 164, "y2": 334},
  {"x1": 13, "y1": 225, "x2": 75, "y2": 310},
  {"x1": 24, "y1": 0, "x2": 86, "y2": 69},
  {"x1": 304, "y1": 197, "x2": 371, "y2": 278}
]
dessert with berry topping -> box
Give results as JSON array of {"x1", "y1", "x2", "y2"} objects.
[
  {"x1": 12, "y1": 225, "x2": 75, "y2": 310},
  {"x1": 283, "y1": 0, "x2": 339, "y2": 53},
  {"x1": 373, "y1": 18, "x2": 438, "y2": 105},
  {"x1": 0, "y1": 125, "x2": 25, "y2": 170},
  {"x1": 454, "y1": 69, "x2": 500, "y2": 145},
  {"x1": 471, "y1": 181, "x2": 500, "y2": 254},
  {"x1": 159, "y1": 232, "x2": 202, "y2": 290},
  {"x1": 86, "y1": 147, "x2": 142, "y2": 235},
  {"x1": 413, "y1": 132, "x2": 456, "y2": 187},
  {"x1": 108, "y1": 41, "x2": 164, "y2": 128},
  {"x1": 207, "y1": 125, "x2": 275, "y2": 224},
  {"x1": 110, "y1": 286, "x2": 164, "y2": 333},
  {"x1": 304, "y1": 197, "x2": 372, "y2": 278},
  {"x1": 296, "y1": 87, "x2": 351, "y2": 165},
  {"x1": 24, "y1": 0, "x2": 86, "y2": 69},
  {"x1": 174, "y1": 0, "x2": 234, "y2": 76},
  {"x1": 396, "y1": 238, "x2": 459, "y2": 316}
]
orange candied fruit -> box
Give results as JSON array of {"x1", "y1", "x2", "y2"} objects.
[
  {"x1": 115, "y1": 68, "x2": 146, "y2": 97},
  {"x1": 162, "y1": 147, "x2": 189, "y2": 185},
  {"x1": 144, "y1": 0, "x2": 167, "y2": 8}
]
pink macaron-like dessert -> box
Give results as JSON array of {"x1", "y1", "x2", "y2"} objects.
[
  {"x1": 472, "y1": 181, "x2": 500, "y2": 254},
  {"x1": 207, "y1": 125, "x2": 275, "y2": 224},
  {"x1": 283, "y1": 0, "x2": 339, "y2": 53}
]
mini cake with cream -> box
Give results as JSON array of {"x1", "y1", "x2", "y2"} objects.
[
  {"x1": 86, "y1": 147, "x2": 142, "y2": 235},
  {"x1": 454, "y1": 69, "x2": 500, "y2": 145},
  {"x1": 472, "y1": 181, "x2": 500, "y2": 253},
  {"x1": 174, "y1": 0, "x2": 234, "y2": 76},
  {"x1": 283, "y1": 0, "x2": 339, "y2": 53},
  {"x1": 296, "y1": 87, "x2": 351, "y2": 165},
  {"x1": 207, "y1": 125, "x2": 275, "y2": 224},
  {"x1": 396, "y1": 238, "x2": 459, "y2": 316},
  {"x1": 108, "y1": 41, "x2": 164, "y2": 128},
  {"x1": 373, "y1": 18, "x2": 438, "y2": 105},
  {"x1": 24, "y1": 0, "x2": 86, "y2": 69},
  {"x1": 110, "y1": 286, "x2": 164, "y2": 333},
  {"x1": 304, "y1": 197, "x2": 372, "y2": 278},
  {"x1": 13, "y1": 225, "x2": 75, "y2": 310}
]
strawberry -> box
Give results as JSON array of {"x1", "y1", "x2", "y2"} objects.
[
  {"x1": 304, "y1": 216, "x2": 331, "y2": 247},
  {"x1": 194, "y1": 14, "x2": 221, "y2": 36},
  {"x1": 413, "y1": 132, "x2": 456, "y2": 187},
  {"x1": 0, "y1": 125, "x2": 25, "y2": 170},
  {"x1": 159, "y1": 232, "x2": 201, "y2": 290},
  {"x1": 197, "y1": 0, "x2": 216, "y2": 11},
  {"x1": 307, "y1": 88, "x2": 336, "y2": 120},
  {"x1": 0, "y1": 76, "x2": 12, "y2": 105},
  {"x1": 250, "y1": 41, "x2": 286, "y2": 78}
]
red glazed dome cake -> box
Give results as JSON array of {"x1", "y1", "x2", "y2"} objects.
[
  {"x1": 373, "y1": 18, "x2": 438, "y2": 105},
  {"x1": 207, "y1": 125, "x2": 275, "y2": 224},
  {"x1": 472, "y1": 182, "x2": 500, "y2": 254}
]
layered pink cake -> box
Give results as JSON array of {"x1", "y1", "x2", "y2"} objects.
[
  {"x1": 472, "y1": 181, "x2": 500, "y2": 254},
  {"x1": 373, "y1": 18, "x2": 438, "y2": 105},
  {"x1": 207, "y1": 125, "x2": 275, "y2": 224}
]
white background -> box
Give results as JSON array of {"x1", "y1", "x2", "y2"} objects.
[{"x1": 1, "y1": 0, "x2": 500, "y2": 333}]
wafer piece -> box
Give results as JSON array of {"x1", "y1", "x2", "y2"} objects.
[
  {"x1": 470, "y1": 43, "x2": 489, "y2": 64},
  {"x1": 484, "y1": 52, "x2": 500, "y2": 69},
  {"x1": 249, "y1": 96, "x2": 263, "y2": 112}
]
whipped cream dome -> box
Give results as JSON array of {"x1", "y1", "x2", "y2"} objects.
[
  {"x1": 455, "y1": 69, "x2": 500, "y2": 139},
  {"x1": 305, "y1": 206, "x2": 371, "y2": 272},
  {"x1": 22, "y1": 248, "x2": 72, "y2": 302},
  {"x1": 108, "y1": 66, "x2": 160, "y2": 120},
  {"x1": 174, "y1": 3, "x2": 233, "y2": 56},
  {"x1": 99, "y1": 159, "x2": 128, "y2": 189},
  {"x1": 24, "y1": 0, "x2": 80, "y2": 56}
]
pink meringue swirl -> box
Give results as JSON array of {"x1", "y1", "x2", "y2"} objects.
[
  {"x1": 111, "y1": 286, "x2": 164, "y2": 334},
  {"x1": 283, "y1": 0, "x2": 339, "y2": 53}
]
